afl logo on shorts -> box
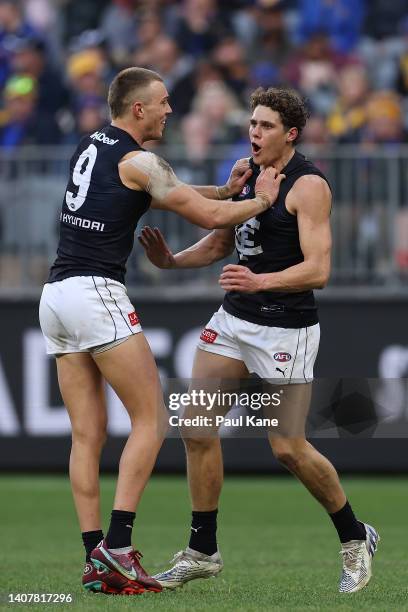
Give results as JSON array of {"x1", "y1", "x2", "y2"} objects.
[
  {"x1": 200, "y1": 328, "x2": 218, "y2": 344},
  {"x1": 128, "y1": 311, "x2": 140, "y2": 326},
  {"x1": 274, "y1": 352, "x2": 292, "y2": 362},
  {"x1": 239, "y1": 184, "x2": 250, "y2": 198}
]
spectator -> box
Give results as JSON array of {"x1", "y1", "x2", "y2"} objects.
[
  {"x1": 9, "y1": 37, "x2": 68, "y2": 118},
  {"x1": 251, "y1": 4, "x2": 293, "y2": 67},
  {"x1": 363, "y1": 91, "x2": 406, "y2": 145},
  {"x1": 212, "y1": 37, "x2": 250, "y2": 101},
  {"x1": 66, "y1": 49, "x2": 107, "y2": 109},
  {"x1": 0, "y1": 0, "x2": 41, "y2": 87},
  {"x1": 364, "y1": 0, "x2": 407, "y2": 41},
  {"x1": 143, "y1": 36, "x2": 192, "y2": 93},
  {"x1": 63, "y1": 97, "x2": 109, "y2": 144},
  {"x1": 327, "y1": 64, "x2": 370, "y2": 143},
  {"x1": 170, "y1": 59, "x2": 225, "y2": 119},
  {"x1": 191, "y1": 80, "x2": 245, "y2": 145},
  {"x1": 0, "y1": 74, "x2": 60, "y2": 148},
  {"x1": 396, "y1": 17, "x2": 408, "y2": 98},
  {"x1": 172, "y1": 0, "x2": 230, "y2": 58},
  {"x1": 296, "y1": 0, "x2": 365, "y2": 53},
  {"x1": 62, "y1": 0, "x2": 110, "y2": 44},
  {"x1": 283, "y1": 33, "x2": 347, "y2": 115},
  {"x1": 132, "y1": 11, "x2": 164, "y2": 67},
  {"x1": 100, "y1": 0, "x2": 138, "y2": 67}
]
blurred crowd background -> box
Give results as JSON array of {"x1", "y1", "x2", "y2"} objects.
[
  {"x1": 1, "y1": 0, "x2": 407, "y2": 150},
  {"x1": 0, "y1": 0, "x2": 408, "y2": 290}
]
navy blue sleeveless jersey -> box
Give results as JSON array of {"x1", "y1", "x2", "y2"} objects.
[
  {"x1": 48, "y1": 125, "x2": 151, "y2": 285},
  {"x1": 223, "y1": 151, "x2": 330, "y2": 328}
]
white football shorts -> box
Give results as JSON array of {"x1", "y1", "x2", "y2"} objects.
[
  {"x1": 197, "y1": 306, "x2": 320, "y2": 384},
  {"x1": 39, "y1": 276, "x2": 142, "y2": 355}
]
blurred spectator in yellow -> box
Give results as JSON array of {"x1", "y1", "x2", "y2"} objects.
[
  {"x1": 363, "y1": 91, "x2": 406, "y2": 145},
  {"x1": 0, "y1": 74, "x2": 60, "y2": 148},
  {"x1": 327, "y1": 65, "x2": 370, "y2": 143},
  {"x1": 66, "y1": 49, "x2": 107, "y2": 106}
]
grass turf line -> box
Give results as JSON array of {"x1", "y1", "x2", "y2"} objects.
[{"x1": 1, "y1": 475, "x2": 407, "y2": 611}]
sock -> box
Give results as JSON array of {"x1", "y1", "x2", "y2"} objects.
[
  {"x1": 329, "y1": 501, "x2": 366, "y2": 543},
  {"x1": 188, "y1": 510, "x2": 218, "y2": 556},
  {"x1": 82, "y1": 530, "x2": 103, "y2": 562},
  {"x1": 106, "y1": 510, "x2": 135, "y2": 549}
]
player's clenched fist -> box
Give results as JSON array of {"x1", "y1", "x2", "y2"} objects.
[
  {"x1": 219, "y1": 264, "x2": 265, "y2": 293},
  {"x1": 223, "y1": 158, "x2": 253, "y2": 198},
  {"x1": 254, "y1": 166, "x2": 285, "y2": 210}
]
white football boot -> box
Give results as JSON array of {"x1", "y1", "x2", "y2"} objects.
[
  {"x1": 339, "y1": 523, "x2": 380, "y2": 593},
  {"x1": 153, "y1": 547, "x2": 223, "y2": 589}
]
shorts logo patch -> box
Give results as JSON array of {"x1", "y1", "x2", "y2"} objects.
[
  {"x1": 274, "y1": 352, "x2": 292, "y2": 362},
  {"x1": 240, "y1": 184, "x2": 251, "y2": 198},
  {"x1": 128, "y1": 311, "x2": 140, "y2": 326},
  {"x1": 200, "y1": 328, "x2": 218, "y2": 344}
]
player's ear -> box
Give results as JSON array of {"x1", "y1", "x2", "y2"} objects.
[
  {"x1": 287, "y1": 127, "x2": 298, "y2": 144},
  {"x1": 132, "y1": 101, "x2": 144, "y2": 119}
]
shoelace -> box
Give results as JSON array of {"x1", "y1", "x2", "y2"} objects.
[
  {"x1": 170, "y1": 551, "x2": 200, "y2": 566},
  {"x1": 339, "y1": 543, "x2": 365, "y2": 573},
  {"x1": 132, "y1": 550, "x2": 143, "y2": 562}
]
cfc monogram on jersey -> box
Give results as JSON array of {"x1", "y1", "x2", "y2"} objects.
[
  {"x1": 235, "y1": 217, "x2": 263, "y2": 261},
  {"x1": 223, "y1": 152, "x2": 331, "y2": 328},
  {"x1": 48, "y1": 125, "x2": 151, "y2": 285}
]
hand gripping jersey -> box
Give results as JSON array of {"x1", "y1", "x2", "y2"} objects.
[
  {"x1": 223, "y1": 151, "x2": 330, "y2": 329},
  {"x1": 48, "y1": 125, "x2": 151, "y2": 285}
]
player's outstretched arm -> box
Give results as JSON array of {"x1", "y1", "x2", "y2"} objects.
[
  {"x1": 219, "y1": 175, "x2": 332, "y2": 293},
  {"x1": 138, "y1": 226, "x2": 235, "y2": 269},
  {"x1": 119, "y1": 151, "x2": 285, "y2": 229}
]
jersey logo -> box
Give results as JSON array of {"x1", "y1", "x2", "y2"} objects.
[
  {"x1": 235, "y1": 217, "x2": 263, "y2": 261},
  {"x1": 128, "y1": 312, "x2": 140, "y2": 326},
  {"x1": 239, "y1": 184, "x2": 251, "y2": 198},
  {"x1": 274, "y1": 352, "x2": 292, "y2": 362},
  {"x1": 200, "y1": 328, "x2": 218, "y2": 344},
  {"x1": 90, "y1": 131, "x2": 119, "y2": 145}
]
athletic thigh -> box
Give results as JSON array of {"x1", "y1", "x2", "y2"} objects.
[
  {"x1": 264, "y1": 382, "x2": 312, "y2": 439},
  {"x1": 92, "y1": 333, "x2": 167, "y2": 434},
  {"x1": 56, "y1": 352, "x2": 107, "y2": 439},
  {"x1": 179, "y1": 348, "x2": 250, "y2": 439}
]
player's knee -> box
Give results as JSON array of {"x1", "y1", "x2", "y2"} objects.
[
  {"x1": 183, "y1": 435, "x2": 218, "y2": 454},
  {"x1": 271, "y1": 440, "x2": 307, "y2": 472},
  {"x1": 71, "y1": 422, "x2": 107, "y2": 449}
]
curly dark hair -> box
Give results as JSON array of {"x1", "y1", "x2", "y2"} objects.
[{"x1": 250, "y1": 87, "x2": 309, "y2": 144}]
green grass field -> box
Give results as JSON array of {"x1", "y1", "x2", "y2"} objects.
[{"x1": 1, "y1": 475, "x2": 407, "y2": 611}]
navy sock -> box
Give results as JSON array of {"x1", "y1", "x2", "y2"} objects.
[
  {"x1": 329, "y1": 501, "x2": 366, "y2": 543},
  {"x1": 188, "y1": 510, "x2": 218, "y2": 556},
  {"x1": 82, "y1": 530, "x2": 103, "y2": 562},
  {"x1": 106, "y1": 510, "x2": 135, "y2": 549}
]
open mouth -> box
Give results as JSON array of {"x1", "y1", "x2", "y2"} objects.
[{"x1": 251, "y1": 142, "x2": 261, "y2": 155}]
